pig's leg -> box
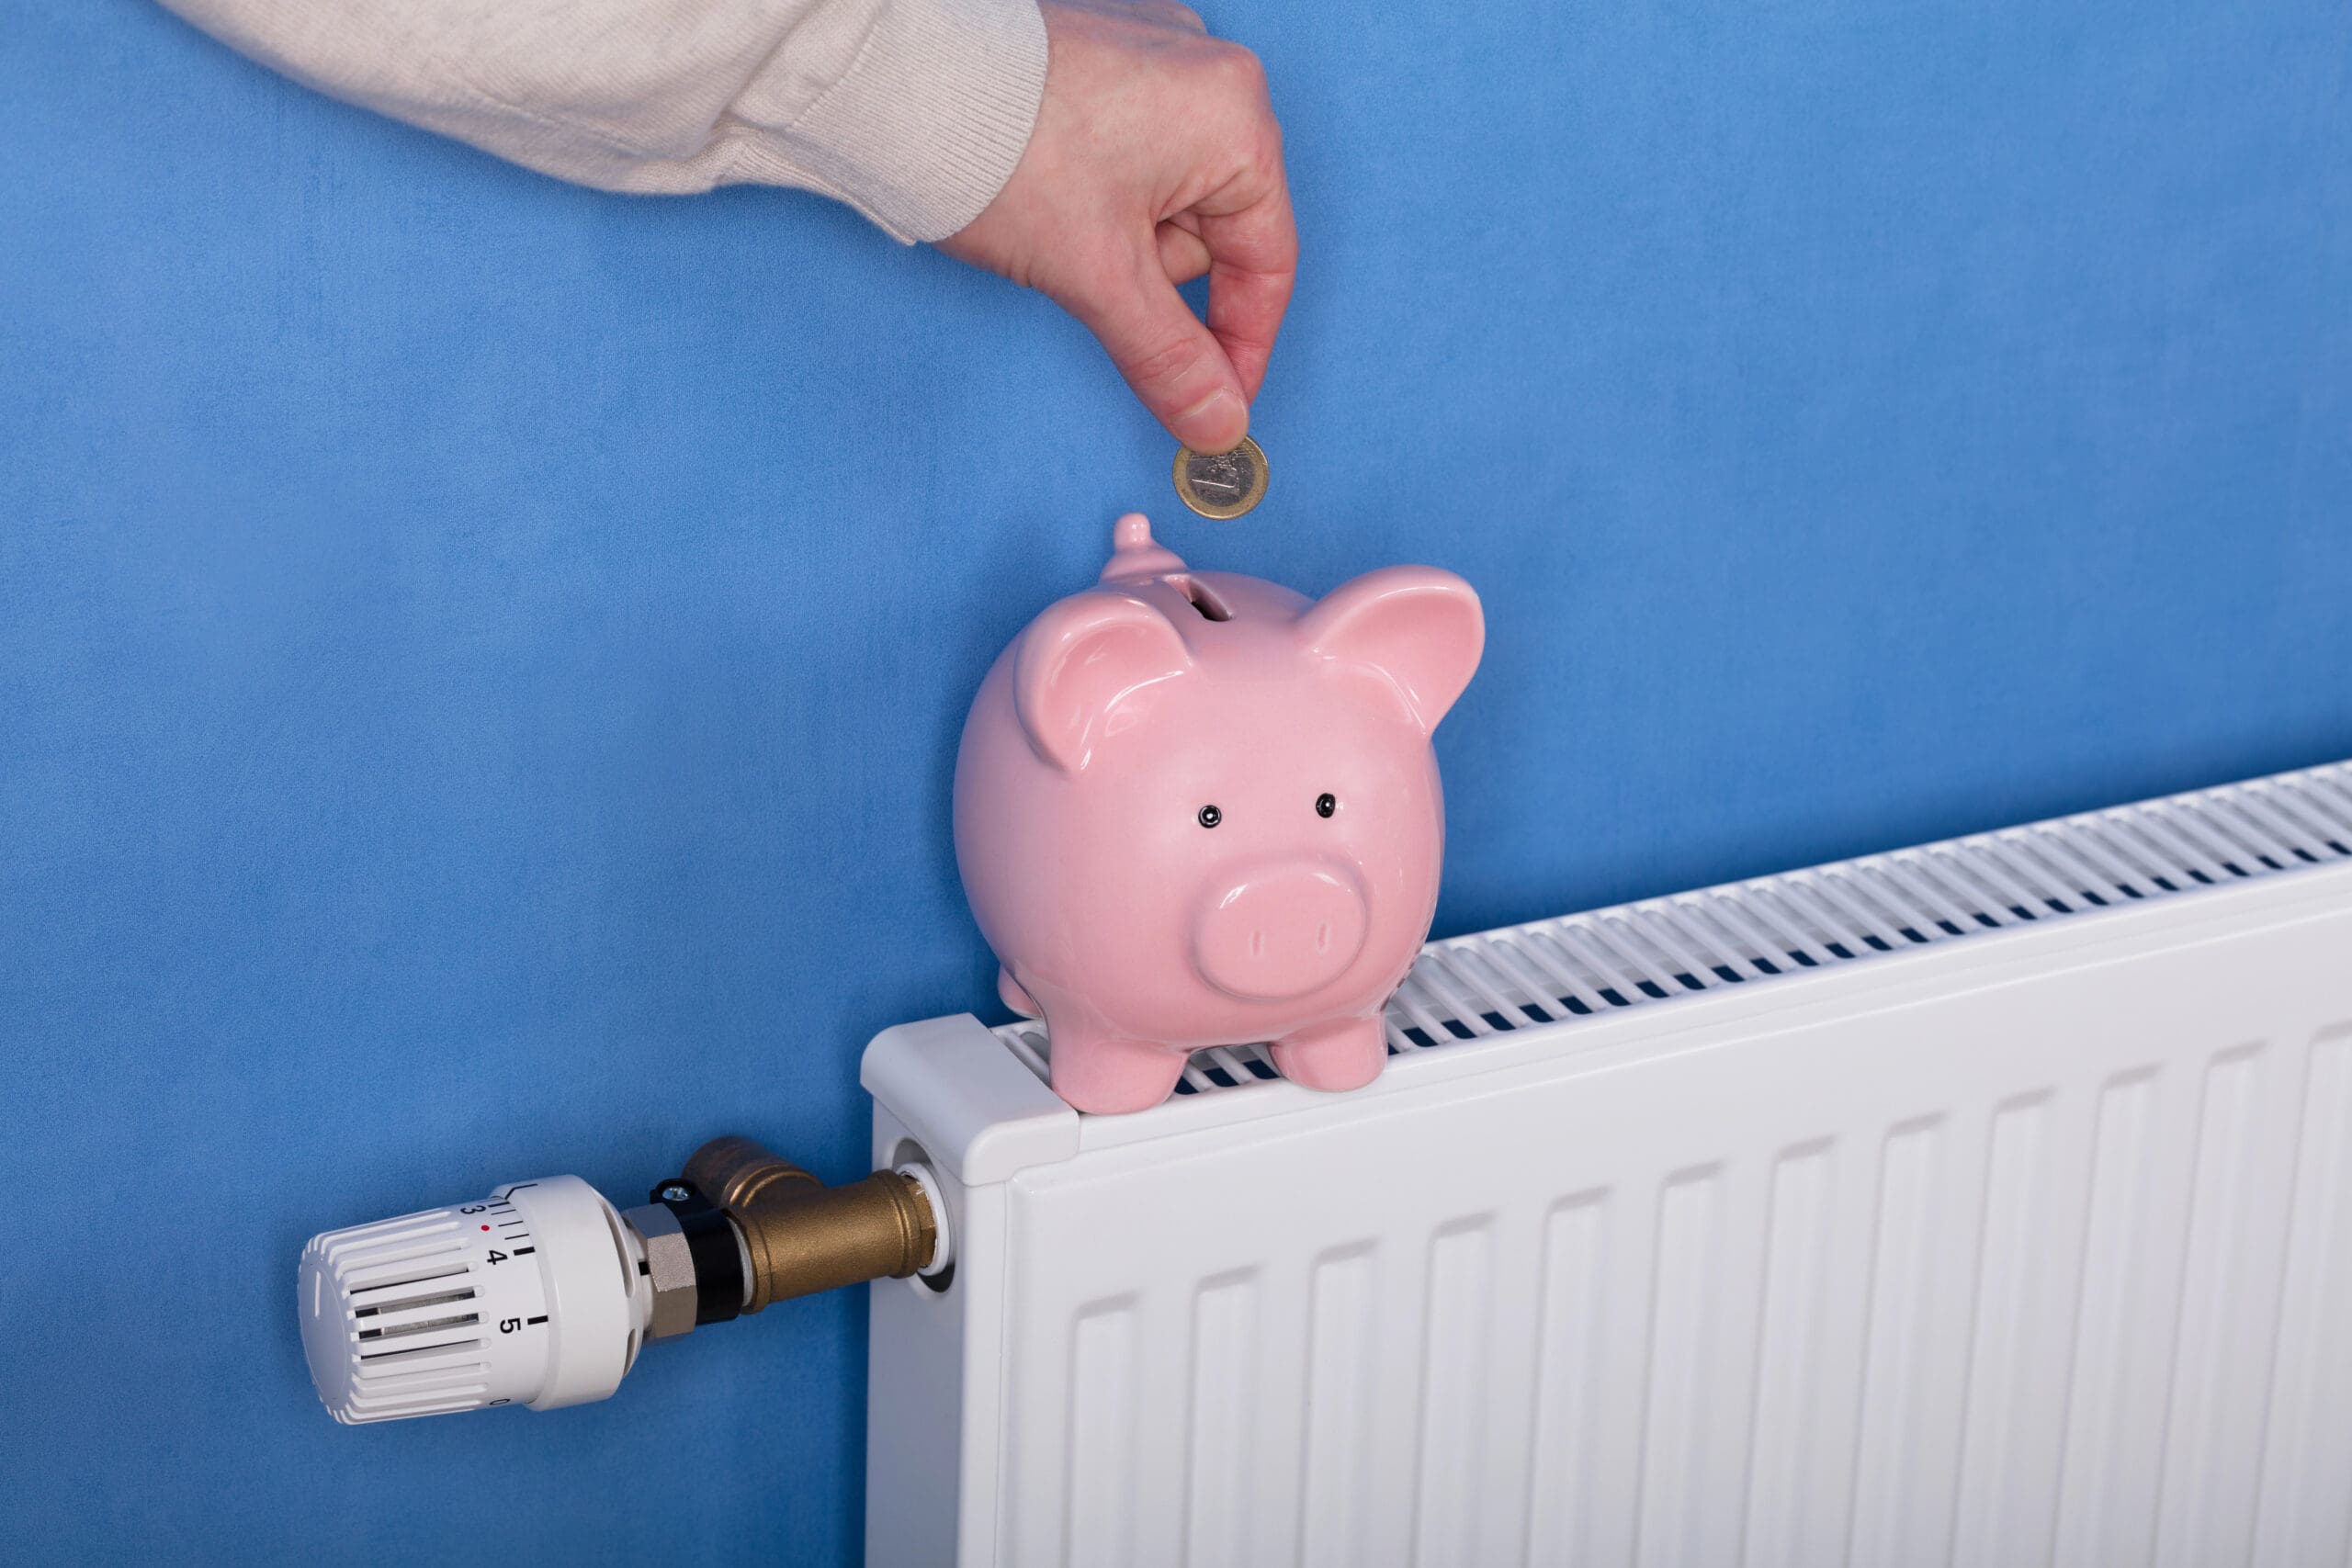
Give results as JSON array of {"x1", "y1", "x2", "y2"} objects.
[
  {"x1": 1270, "y1": 1015, "x2": 1388, "y2": 1092},
  {"x1": 998, "y1": 966, "x2": 1042, "y2": 1019},
  {"x1": 1048, "y1": 1030, "x2": 1190, "y2": 1114}
]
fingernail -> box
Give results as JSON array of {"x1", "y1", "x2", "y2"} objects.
[{"x1": 1175, "y1": 389, "x2": 1246, "y2": 451}]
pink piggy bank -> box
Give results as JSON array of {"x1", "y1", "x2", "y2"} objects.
[{"x1": 954, "y1": 513, "x2": 1485, "y2": 1113}]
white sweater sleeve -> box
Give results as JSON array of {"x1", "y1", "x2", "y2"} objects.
[{"x1": 157, "y1": 0, "x2": 1048, "y2": 243}]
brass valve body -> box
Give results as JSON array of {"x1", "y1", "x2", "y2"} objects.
[{"x1": 683, "y1": 1134, "x2": 937, "y2": 1312}]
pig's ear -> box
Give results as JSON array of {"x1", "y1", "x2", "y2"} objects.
[
  {"x1": 1013, "y1": 591, "x2": 1193, "y2": 773},
  {"x1": 1300, "y1": 567, "x2": 1485, "y2": 732}
]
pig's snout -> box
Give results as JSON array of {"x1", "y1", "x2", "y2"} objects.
[{"x1": 1192, "y1": 862, "x2": 1369, "y2": 1003}]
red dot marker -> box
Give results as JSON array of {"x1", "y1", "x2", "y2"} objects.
[{"x1": 481, "y1": 1224, "x2": 491, "y2": 1231}]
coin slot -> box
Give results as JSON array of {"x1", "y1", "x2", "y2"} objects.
[{"x1": 1174, "y1": 576, "x2": 1231, "y2": 622}]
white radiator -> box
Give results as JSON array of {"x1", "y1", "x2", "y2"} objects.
[{"x1": 862, "y1": 761, "x2": 2352, "y2": 1568}]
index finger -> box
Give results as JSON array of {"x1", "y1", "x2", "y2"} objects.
[{"x1": 1198, "y1": 171, "x2": 1298, "y2": 403}]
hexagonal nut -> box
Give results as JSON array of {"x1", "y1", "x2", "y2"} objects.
[{"x1": 621, "y1": 1202, "x2": 698, "y2": 1339}]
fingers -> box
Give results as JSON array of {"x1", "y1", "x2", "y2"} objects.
[
  {"x1": 1068, "y1": 252, "x2": 1250, "y2": 451},
  {"x1": 1106, "y1": 141, "x2": 1294, "y2": 437},
  {"x1": 1134, "y1": 0, "x2": 1207, "y2": 33},
  {"x1": 1196, "y1": 168, "x2": 1296, "y2": 403},
  {"x1": 1156, "y1": 220, "x2": 1212, "y2": 285},
  {"x1": 939, "y1": 3, "x2": 1291, "y2": 447}
]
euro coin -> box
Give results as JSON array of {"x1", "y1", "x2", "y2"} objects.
[{"x1": 1171, "y1": 434, "x2": 1270, "y2": 519}]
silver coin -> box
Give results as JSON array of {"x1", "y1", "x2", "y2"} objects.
[{"x1": 1186, "y1": 447, "x2": 1254, "y2": 502}]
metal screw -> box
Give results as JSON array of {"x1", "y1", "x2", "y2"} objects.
[{"x1": 660, "y1": 1183, "x2": 692, "y2": 1203}]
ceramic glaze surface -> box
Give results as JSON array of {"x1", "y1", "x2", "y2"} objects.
[{"x1": 954, "y1": 515, "x2": 1484, "y2": 1112}]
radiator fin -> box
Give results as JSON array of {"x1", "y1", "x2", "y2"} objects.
[
  {"x1": 1411, "y1": 1223, "x2": 1497, "y2": 1565},
  {"x1": 1182, "y1": 1274, "x2": 1259, "y2": 1568},
  {"x1": 1297, "y1": 1248, "x2": 1377, "y2": 1568},
  {"x1": 1634, "y1": 1169, "x2": 1726, "y2": 1568},
  {"x1": 1849, "y1": 1119, "x2": 1958, "y2": 1565},
  {"x1": 2253, "y1": 1032, "x2": 2352, "y2": 1566},
  {"x1": 1522, "y1": 1196, "x2": 1611, "y2": 1566},
  {"x1": 1951, "y1": 1096, "x2": 2055, "y2": 1568},
  {"x1": 2052, "y1": 1071, "x2": 2167, "y2": 1564},
  {"x1": 1739, "y1": 1143, "x2": 1835, "y2": 1568},
  {"x1": 1064, "y1": 1300, "x2": 1140, "y2": 1568},
  {"x1": 2142, "y1": 1049, "x2": 2256, "y2": 1565},
  {"x1": 995, "y1": 762, "x2": 2352, "y2": 1101}
]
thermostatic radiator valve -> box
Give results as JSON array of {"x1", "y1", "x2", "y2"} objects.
[{"x1": 296, "y1": 1138, "x2": 948, "y2": 1424}]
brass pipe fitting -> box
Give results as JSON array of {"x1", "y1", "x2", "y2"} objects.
[{"x1": 682, "y1": 1134, "x2": 937, "y2": 1313}]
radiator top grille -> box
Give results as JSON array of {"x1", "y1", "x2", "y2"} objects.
[{"x1": 997, "y1": 761, "x2": 2352, "y2": 1101}]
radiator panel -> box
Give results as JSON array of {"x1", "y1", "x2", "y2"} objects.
[{"x1": 866, "y1": 763, "x2": 2352, "y2": 1568}]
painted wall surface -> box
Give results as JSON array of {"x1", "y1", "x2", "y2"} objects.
[{"x1": 3, "y1": 0, "x2": 2346, "y2": 1561}]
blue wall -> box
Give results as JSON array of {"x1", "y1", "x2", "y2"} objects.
[{"x1": 3, "y1": 0, "x2": 2346, "y2": 1560}]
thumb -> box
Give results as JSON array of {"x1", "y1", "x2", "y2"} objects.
[{"x1": 1067, "y1": 255, "x2": 1250, "y2": 452}]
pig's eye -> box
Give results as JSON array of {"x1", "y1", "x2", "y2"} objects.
[
  {"x1": 1316, "y1": 793, "x2": 1338, "y2": 818},
  {"x1": 1197, "y1": 804, "x2": 1223, "y2": 829}
]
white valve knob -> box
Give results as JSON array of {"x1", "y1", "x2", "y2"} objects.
[
  {"x1": 298, "y1": 1176, "x2": 646, "y2": 1424},
  {"x1": 294, "y1": 1142, "x2": 941, "y2": 1427}
]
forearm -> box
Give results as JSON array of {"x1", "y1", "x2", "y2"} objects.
[{"x1": 157, "y1": 0, "x2": 1046, "y2": 241}]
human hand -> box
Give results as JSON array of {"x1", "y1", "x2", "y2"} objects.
[{"x1": 938, "y1": 0, "x2": 1295, "y2": 453}]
